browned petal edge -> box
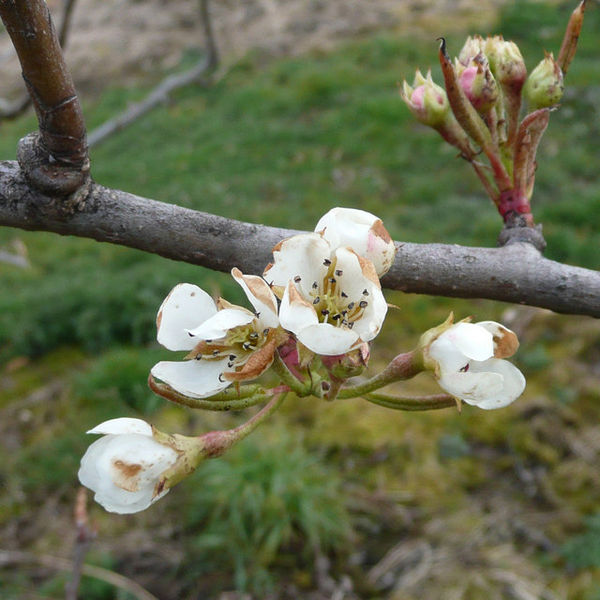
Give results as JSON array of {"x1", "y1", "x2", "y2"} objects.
[
  {"x1": 288, "y1": 280, "x2": 315, "y2": 310},
  {"x1": 112, "y1": 459, "x2": 142, "y2": 492},
  {"x1": 492, "y1": 326, "x2": 520, "y2": 358},
  {"x1": 185, "y1": 341, "x2": 229, "y2": 360},
  {"x1": 370, "y1": 219, "x2": 392, "y2": 243},
  {"x1": 355, "y1": 253, "x2": 381, "y2": 288},
  {"x1": 232, "y1": 267, "x2": 278, "y2": 315},
  {"x1": 224, "y1": 337, "x2": 277, "y2": 381},
  {"x1": 156, "y1": 287, "x2": 178, "y2": 330}
]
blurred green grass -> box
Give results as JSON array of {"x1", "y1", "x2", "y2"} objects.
[{"x1": 1, "y1": 1, "x2": 600, "y2": 597}]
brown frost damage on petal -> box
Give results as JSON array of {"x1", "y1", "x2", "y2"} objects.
[
  {"x1": 289, "y1": 281, "x2": 316, "y2": 311},
  {"x1": 112, "y1": 459, "x2": 143, "y2": 492},
  {"x1": 356, "y1": 253, "x2": 381, "y2": 288},
  {"x1": 224, "y1": 337, "x2": 277, "y2": 381},
  {"x1": 232, "y1": 267, "x2": 278, "y2": 315},
  {"x1": 489, "y1": 325, "x2": 520, "y2": 358},
  {"x1": 370, "y1": 219, "x2": 392, "y2": 244}
]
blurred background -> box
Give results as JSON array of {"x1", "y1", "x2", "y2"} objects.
[{"x1": 0, "y1": 0, "x2": 599, "y2": 598}]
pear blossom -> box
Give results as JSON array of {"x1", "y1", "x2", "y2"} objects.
[
  {"x1": 428, "y1": 320, "x2": 525, "y2": 410},
  {"x1": 314, "y1": 207, "x2": 397, "y2": 277},
  {"x1": 151, "y1": 268, "x2": 281, "y2": 398},
  {"x1": 78, "y1": 418, "x2": 178, "y2": 514},
  {"x1": 264, "y1": 233, "x2": 387, "y2": 356}
]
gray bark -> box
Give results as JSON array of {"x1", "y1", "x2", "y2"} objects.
[{"x1": 1, "y1": 160, "x2": 598, "y2": 318}]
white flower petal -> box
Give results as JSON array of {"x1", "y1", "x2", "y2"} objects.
[
  {"x1": 151, "y1": 358, "x2": 232, "y2": 398},
  {"x1": 315, "y1": 207, "x2": 395, "y2": 276},
  {"x1": 429, "y1": 332, "x2": 470, "y2": 373},
  {"x1": 264, "y1": 233, "x2": 330, "y2": 296},
  {"x1": 157, "y1": 284, "x2": 217, "y2": 351},
  {"x1": 333, "y1": 247, "x2": 387, "y2": 341},
  {"x1": 467, "y1": 358, "x2": 526, "y2": 410},
  {"x1": 231, "y1": 268, "x2": 279, "y2": 329},
  {"x1": 278, "y1": 281, "x2": 319, "y2": 334},
  {"x1": 78, "y1": 433, "x2": 177, "y2": 514},
  {"x1": 437, "y1": 322, "x2": 494, "y2": 363},
  {"x1": 437, "y1": 369, "x2": 504, "y2": 404},
  {"x1": 297, "y1": 323, "x2": 360, "y2": 355},
  {"x1": 186, "y1": 308, "x2": 254, "y2": 341},
  {"x1": 87, "y1": 418, "x2": 153, "y2": 436}
]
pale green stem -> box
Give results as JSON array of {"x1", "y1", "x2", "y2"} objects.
[
  {"x1": 272, "y1": 352, "x2": 310, "y2": 396},
  {"x1": 364, "y1": 392, "x2": 457, "y2": 411},
  {"x1": 148, "y1": 374, "x2": 270, "y2": 411},
  {"x1": 337, "y1": 351, "x2": 423, "y2": 399}
]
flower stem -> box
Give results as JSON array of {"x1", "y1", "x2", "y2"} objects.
[
  {"x1": 148, "y1": 374, "x2": 270, "y2": 411},
  {"x1": 364, "y1": 392, "x2": 457, "y2": 411},
  {"x1": 272, "y1": 352, "x2": 310, "y2": 396},
  {"x1": 337, "y1": 351, "x2": 423, "y2": 399}
]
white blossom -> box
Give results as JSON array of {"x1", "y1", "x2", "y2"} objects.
[
  {"x1": 264, "y1": 233, "x2": 387, "y2": 355},
  {"x1": 78, "y1": 418, "x2": 178, "y2": 514},
  {"x1": 428, "y1": 320, "x2": 525, "y2": 409},
  {"x1": 314, "y1": 207, "x2": 396, "y2": 276},
  {"x1": 151, "y1": 268, "x2": 281, "y2": 398}
]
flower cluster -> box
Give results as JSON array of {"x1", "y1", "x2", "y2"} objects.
[{"x1": 78, "y1": 208, "x2": 527, "y2": 514}]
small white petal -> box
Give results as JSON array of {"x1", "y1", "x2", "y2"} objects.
[
  {"x1": 87, "y1": 418, "x2": 153, "y2": 436},
  {"x1": 157, "y1": 283, "x2": 217, "y2": 351},
  {"x1": 231, "y1": 268, "x2": 279, "y2": 329},
  {"x1": 438, "y1": 369, "x2": 504, "y2": 404},
  {"x1": 315, "y1": 207, "x2": 395, "y2": 276},
  {"x1": 467, "y1": 358, "x2": 526, "y2": 410},
  {"x1": 278, "y1": 281, "x2": 319, "y2": 333},
  {"x1": 264, "y1": 233, "x2": 330, "y2": 296},
  {"x1": 433, "y1": 322, "x2": 494, "y2": 366},
  {"x1": 429, "y1": 333, "x2": 470, "y2": 373},
  {"x1": 186, "y1": 307, "x2": 254, "y2": 340},
  {"x1": 151, "y1": 358, "x2": 232, "y2": 398},
  {"x1": 297, "y1": 322, "x2": 359, "y2": 355}
]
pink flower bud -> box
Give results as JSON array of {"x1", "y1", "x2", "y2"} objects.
[
  {"x1": 457, "y1": 53, "x2": 498, "y2": 113},
  {"x1": 401, "y1": 70, "x2": 449, "y2": 127}
]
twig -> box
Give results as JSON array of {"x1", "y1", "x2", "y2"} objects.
[
  {"x1": 0, "y1": 550, "x2": 159, "y2": 600},
  {"x1": 0, "y1": 160, "x2": 598, "y2": 317},
  {"x1": 65, "y1": 488, "x2": 96, "y2": 600},
  {"x1": 88, "y1": 0, "x2": 218, "y2": 148},
  {"x1": 0, "y1": 0, "x2": 79, "y2": 121}
]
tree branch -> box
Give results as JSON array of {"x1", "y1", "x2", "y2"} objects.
[
  {"x1": 0, "y1": 0, "x2": 78, "y2": 121},
  {"x1": 0, "y1": 0, "x2": 88, "y2": 196},
  {"x1": 88, "y1": 0, "x2": 218, "y2": 148},
  {"x1": 1, "y1": 160, "x2": 598, "y2": 317}
]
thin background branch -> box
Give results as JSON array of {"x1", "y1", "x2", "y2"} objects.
[{"x1": 88, "y1": 0, "x2": 218, "y2": 148}]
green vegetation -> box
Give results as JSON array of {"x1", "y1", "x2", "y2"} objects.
[{"x1": 1, "y1": 1, "x2": 600, "y2": 597}]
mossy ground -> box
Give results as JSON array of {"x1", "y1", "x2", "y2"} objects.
[{"x1": 1, "y1": 2, "x2": 600, "y2": 598}]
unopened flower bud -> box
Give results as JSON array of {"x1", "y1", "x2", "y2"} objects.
[
  {"x1": 458, "y1": 35, "x2": 485, "y2": 66},
  {"x1": 523, "y1": 52, "x2": 564, "y2": 109},
  {"x1": 321, "y1": 342, "x2": 370, "y2": 380},
  {"x1": 457, "y1": 53, "x2": 498, "y2": 113},
  {"x1": 485, "y1": 36, "x2": 527, "y2": 91},
  {"x1": 401, "y1": 69, "x2": 450, "y2": 127}
]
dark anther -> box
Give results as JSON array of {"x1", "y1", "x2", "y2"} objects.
[
  {"x1": 205, "y1": 339, "x2": 212, "y2": 343},
  {"x1": 255, "y1": 312, "x2": 261, "y2": 318},
  {"x1": 321, "y1": 381, "x2": 331, "y2": 392},
  {"x1": 263, "y1": 329, "x2": 270, "y2": 335},
  {"x1": 341, "y1": 319, "x2": 349, "y2": 326},
  {"x1": 348, "y1": 322, "x2": 355, "y2": 329},
  {"x1": 213, "y1": 349, "x2": 220, "y2": 356},
  {"x1": 459, "y1": 364, "x2": 470, "y2": 372},
  {"x1": 312, "y1": 281, "x2": 318, "y2": 289},
  {"x1": 335, "y1": 269, "x2": 343, "y2": 276},
  {"x1": 243, "y1": 342, "x2": 252, "y2": 350},
  {"x1": 187, "y1": 331, "x2": 194, "y2": 337},
  {"x1": 323, "y1": 258, "x2": 332, "y2": 266},
  {"x1": 359, "y1": 300, "x2": 368, "y2": 308},
  {"x1": 332, "y1": 314, "x2": 341, "y2": 320},
  {"x1": 341, "y1": 291, "x2": 348, "y2": 298},
  {"x1": 227, "y1": 361, "x2": 234, "y2": 368},
  {"x1": 229, "y1": 354, "x2": 236, "y2": 360},
  {"x1": 195, "y1": 355, "x2": 202, "y2": 361},
  {"x1": 218, "y1": 373, "x2": 225, "y2": 382},
  {"x1": 321, "y1": 309, "x2": 330, "y2": 316},
  {"x1": 294, "y1": 276, "x2": 302, "y2": 283},
  {"x1": 313, "y1": 297, "x2": 320, "y2": 305},
  {"x1": 347, "y1": 302, "x2": 355, "y2": 310},
  {"x1": 362, "y1": 289, "x2": 369, "y2": 296},
  {"x1": 249, "y1": 332, "x2": 259, "y2": 340}
]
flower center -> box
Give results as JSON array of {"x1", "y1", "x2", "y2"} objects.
[{"x1": 299, "y1": 257, "x2": 369, "y2": 329}]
